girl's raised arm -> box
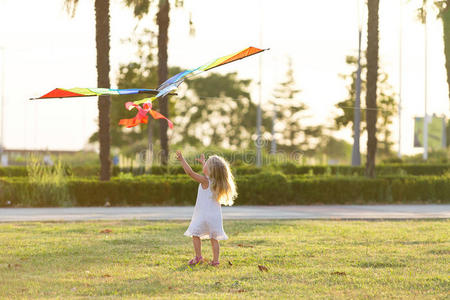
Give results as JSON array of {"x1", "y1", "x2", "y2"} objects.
[{"x1": 176, "y1": 151, "x2": 208, "y2": 187}]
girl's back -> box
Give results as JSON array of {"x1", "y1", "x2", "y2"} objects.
[{"x1": 187, "y1": 178, "x2": 227, "y2": 240}]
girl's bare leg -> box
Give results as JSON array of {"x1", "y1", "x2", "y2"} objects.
[
  {"x1": 210, "y1": 238, "x2": 220, "y2": 263},
  {"x1": 192, "y1": 236, "x2": 202, "y2": 257}
]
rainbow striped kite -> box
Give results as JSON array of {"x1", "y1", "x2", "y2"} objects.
[{"x1": 31, "y1": 46, "x2": 268, "y2": 128}]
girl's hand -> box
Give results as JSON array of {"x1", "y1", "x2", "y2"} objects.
[
  {"x1": 195, "y1": 154, "x2": 206, "y2": 165},
  {"x1": 176, "y1": 151, "x2": 183, "y2": 161}
]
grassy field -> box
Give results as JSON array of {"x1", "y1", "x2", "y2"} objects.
[{"x1": 0, "y1": 220, "x2": 448, "y2": 299}]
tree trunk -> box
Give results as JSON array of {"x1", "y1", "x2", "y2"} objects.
[
  {"x1": 157, "y1": 0, "x2": 170, "y2": 165},
  {"x1": 95, "y1": 0, "x2": 111, "y2": 180},
  {"x1": 147, "y1": 118, "x2": 153, "y2": 170},
  {"x1": 365, "y1": 0, "x2": 379, "y2": 178},
  {"x1": 442, "y1": 1, "x2": 450, "y2": 104}
]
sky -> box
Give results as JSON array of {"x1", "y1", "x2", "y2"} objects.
[{"x1": 0, "y1": 0, "x2": 448, "y2": 156}]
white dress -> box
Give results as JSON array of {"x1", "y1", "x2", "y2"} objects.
[{"x1": 184, "y1": 178, "x2": 228, "y2": 240}]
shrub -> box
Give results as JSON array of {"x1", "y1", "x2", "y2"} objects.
[
  {"x1": 0, "y1": 156, "x2": 74, "y2": 207},
  {"x1": 1, "y1": 174, "x2": 448, "y2": 207},
  {"x1": 0, "y1": 166, "x2": 28, "y2": 177},
  {"x1": 1, "y1": 163, "x2": 448, "y2": 177},
  {"x1": 276, "y1": 163, "x2": 450, "y2": 176}
]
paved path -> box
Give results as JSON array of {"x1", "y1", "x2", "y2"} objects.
[{"x1": 0, "y1": 205, "x2": 448, "y2": 221}]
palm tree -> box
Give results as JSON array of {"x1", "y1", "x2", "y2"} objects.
[
  {"x1": 124, "y1": 0, "x2": 193, "y2": 165},
  {"x1": 65, "y1": 0, "x2": 112, "y2": 181},
  {"x1": 123, "y1": 0, "x2": 170, "y2": 165},
  {"x1": 365, "y1": 0, "x2": 380, "y2": 177},
  {"x1": 441, "y1": 1, "x2": 450, "y2": 104},
  {"x1": 419, "y1": 1, "x2": 450, "y2": 104},
  {"x1": 156, "y1": 0, "x2": 170, "y2": 165}
]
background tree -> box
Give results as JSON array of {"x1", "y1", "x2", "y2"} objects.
[
  {"x1": 156, "y1": 0, "x2": 170, "y2": 165},
  {"x1": 417, "y1": 1, "x2": 450, "y2": 103},
  {"x1": 317, "y1": 135, "x2": 352, "y2": 164},
  {"x1": 271, "y1": 58, "x2": 322, "y2": 155},
  {"x1": 335, "y1": 55, "x2": 397, "y2": 158},
  {"x1": 173, "y1": 73, "x2": 271, "y2": 149},
  {"x1": 365, "y1": 0, "x2": 380, "y2": 177},
  {"x1": 437, "y1": 1, "x2": 450, "y2": 103},
  {"x1": 65, "y1": 0, "x2": 112, "y2": 181},
  {"x1": 93, "y1": 30, "x2": 265, "y2": 154},
  {"x1": 89, "y1": 32, "x2": 181, "y2": 157},
  {"x1": 446, "y1": 119, "x2": 450, "y2": 146},
  {"x1": 124, "y1": 0, "x2": 192, "y2": 165}
]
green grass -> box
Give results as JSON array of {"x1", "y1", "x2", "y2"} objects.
[{"x1": 0, "y1": 220, "x2": 448, "y2": 299}]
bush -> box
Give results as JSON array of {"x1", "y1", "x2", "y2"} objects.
[
  {"x1": 1, "y1": 163, "x2": 448, "y2": 177},
  {"x1": 0, "y1": 166, "x2": 28, "y2": 177},
  {"x1": 0, "y1": 157, "x2": 74, "y2": 206},
  {"x1": 277, "y1": 163, "x2": 450, "y2": 176},
  {"x1": 1, "y1": 174, "x2": 448, "y2": 207}
]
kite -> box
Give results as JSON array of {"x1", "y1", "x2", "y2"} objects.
[{"x1": 31, "y1": 46, "x2": 269, "y2": 128}]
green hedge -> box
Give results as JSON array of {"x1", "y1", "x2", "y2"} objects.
[
  {"x1": 0, "y1": 166, "x2": 28, "y2": 177},
  {"x1": 117, "y1": 163, "x2": 450, "y2": 176},
  {"x1": 0, "y1": 165, "x2": 103, "y2": 178},
  {"x1": 1, "y1": 163, "x2": 448, "y2": 177},
  {"x1": 277, "y1": 163, "x2": 450, "y2": 176},
  {"x1": 1, "y1": 173, "x2": 448, "y2": 207}
]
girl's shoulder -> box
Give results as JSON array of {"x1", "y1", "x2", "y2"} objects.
[{"x1": 200, "y1": 176, "x2": 210, "y2": 190}]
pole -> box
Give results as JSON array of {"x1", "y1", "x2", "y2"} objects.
[
  {"x1": 352, "y1": 29, "x2": 362, "y2": 166},
  {"x1": 352, "y1": 1, "x2": 362, "y2": 166},
  {"x1": 271, "y1": 104, "x2": 277, "y2": 154},
  {"x1": 398, "y1": 0, "x2": 403, "y2": 158},
  {"x1": 147, "y1": 118, "x2": 153, "y2": 169},
  {"x1": 442, "y1": 116, "x2": 447, "y2": 149},
  {"x1": 423, "y1": 6, "x2": 428, "y2": 160},
  {"x1": 0, "y1": 47, "x2": 5, "y2": 154},
  {"x1": 256, "y1": 0, "x2": 263, "y2": 167}
]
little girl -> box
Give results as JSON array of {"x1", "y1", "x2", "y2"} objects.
[{"x1": 176, "y1": 151, "x2": 237, "y2": 266}]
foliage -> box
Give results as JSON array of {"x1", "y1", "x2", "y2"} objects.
[
  {"x1": 271, "y1": 58, "x2": 322, "y2": 155},
  {"x1": 334, "y1": 55, "x2": 397, "y2": 156},
  {"x1": 384, "y1": 148, "x2": 450, "y2": 164},
  {"x1": 63, "y1": 0, "x2": 112, "y2": 180},
  {"x1": 315, "y1": 136, "x2": 352, "y2": 163},
  {"x1": 173, "y1": 72, "x2": 271, "y2": 148},
  {"x1": 277, "y1": 162, "x2": 450, "y2": 176},
  {"x1": 1, "y1": 155, "x2": 74, "y2": 207},
  {"x1": 1, "y1": 162, "x2": 448, "y2": 177},
  {"x1": 95, "y1": 26, "x2": 267, "y2": 154},
  {"x1": 1, "y1": 173, "x2": 448, "y2": 207},
  {"x1": 414, "y1": 0, "x2": 450, "y2": 145},
  {"x1": 123, "y1": 0, "x2": 193, "y2": 165},
  {"x1": 124, "y1": 0, "x2": 188, "y2": 19}
]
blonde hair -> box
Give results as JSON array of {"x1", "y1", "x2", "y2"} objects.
[{"x1": 206, "y1": 155, "x2": 237, "y2": 206}]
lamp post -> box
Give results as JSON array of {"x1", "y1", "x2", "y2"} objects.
[
  {"x1": 256, "y1": 0, "x2": 263, "y2": 167},
  {"x1": 423, "y1": 4, "x2": 428, "y2": 160},
  {"x1": 352, "y1": 29, "x2": 362, "y2": 166},
  {"x1": 398, "y1": 0, "x2": 403, "y2": 158},
  {"x1": 0, "y1": 46, "x2": 5, "y2": 154},
  {"x1": 352, "y1": 0, "x2": 363, "y2": 166},
  {"x1": 271, "y1": 102, "x2": 277, "y2": 154}
]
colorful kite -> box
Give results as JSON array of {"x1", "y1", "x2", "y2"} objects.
[{"x1": 31, "y1": 46, "x2": 269, "y2": 128}]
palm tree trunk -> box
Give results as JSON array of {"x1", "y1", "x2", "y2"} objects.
[
  {"x1": 365, "y1": 0, "x2": 379, "y2": 178},
  {"x1": 147, "y1": 118, "x2": 153, "y2": 170},
  {"x1": 442, "y1": 2, "x2": 450, "y2": 104},
  {"x1": 95, "y1": 0, "x2": 111, "y2": 180},
  {"x1": 157, "y1": 0, "x2": 170, "y2": 165}
]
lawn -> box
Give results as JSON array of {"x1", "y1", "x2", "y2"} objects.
[{"x1": 0, "y1": 220, "x2": 448, "y2": 299}]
